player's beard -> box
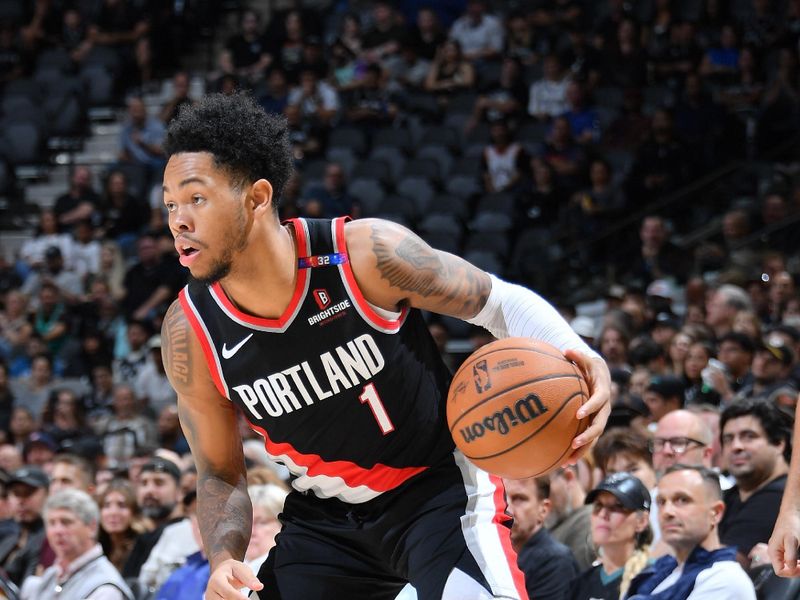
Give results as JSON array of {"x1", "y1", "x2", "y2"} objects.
[{"x1": 192, "y1": 205, "x2": 249, "y2": 286}]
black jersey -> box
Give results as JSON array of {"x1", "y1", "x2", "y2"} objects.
[{"x1": 180, "y1": 217, "x2": 455, "y2": 503}]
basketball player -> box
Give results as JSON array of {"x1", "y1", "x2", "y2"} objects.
[
  {"x1": 770, "y1": 409, "x2": 800, "y2": 576},
  {"x1": 160, "y1": 93, "x2": 611, "y2": 599}
]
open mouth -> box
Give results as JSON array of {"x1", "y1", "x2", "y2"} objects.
[{"x1": 179, "y1": 245, "x2": 198, "y2": 257}]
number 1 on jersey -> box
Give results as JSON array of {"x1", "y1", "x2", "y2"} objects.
[{"x1": 359, "y1": 383, "x2": 395, "y2": 435}]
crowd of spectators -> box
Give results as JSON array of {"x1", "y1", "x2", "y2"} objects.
[{"x1": 2, "y1": 0, "x2": 800, "y2": 598}]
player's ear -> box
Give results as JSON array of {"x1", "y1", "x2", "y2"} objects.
[{"x1": 250, "y1": 179, "x2": 274, "y2": 215}]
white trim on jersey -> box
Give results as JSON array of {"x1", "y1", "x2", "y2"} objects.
[
  {"x1": 252, "y1": 434, "x2": 383, "y2": 503},
  {"x1": 182, "y1": 288, "x2": 230, "y2": 398},
  {"x1": 454, "y1": 451, "x2": 526, "y2": 599}
]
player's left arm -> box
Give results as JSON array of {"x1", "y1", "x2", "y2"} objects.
[{"x1": 345, "y1": 218, "x2": 611, "y2": 458}]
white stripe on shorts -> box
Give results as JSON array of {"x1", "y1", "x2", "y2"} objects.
[{"x1": 453, "y1": 451, "x2": 525, "y2": 599}]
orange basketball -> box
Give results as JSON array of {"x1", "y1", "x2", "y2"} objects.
[{"x1": 446, "y1": 337, "x2": 590, "y2": 479}]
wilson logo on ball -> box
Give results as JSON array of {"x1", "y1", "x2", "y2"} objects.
[
  {"x1": 473, "y1": 360, "x2": 492, "y2": 393},
  {"x1": 459, "y1": 393, "x2": 548, "y2": 443}
]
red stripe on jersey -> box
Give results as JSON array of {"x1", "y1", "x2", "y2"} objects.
[
  {"x1": 179, "y1": 289, "x2": 228, "y2": 399},
  {"x1": 333, "y1": 217, "x2": 408, "y2": 331},
  {"x1": 247, "y1": 421, "x2": 427, "y2": 492},
  {"x1": 491, "y1": 474, "x2": 529, "y2": 599},
  {"x1": 209, "y1": 218, "x2": 309, "y2": 328}
]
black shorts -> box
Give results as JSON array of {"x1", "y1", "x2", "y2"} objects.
[{"x1": 254, "y1": 451, "x2": 527, "y2": 599}]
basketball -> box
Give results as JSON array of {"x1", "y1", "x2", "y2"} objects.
[{"x1": 446, "y1": 337, "x2": 590, "y2": 479}]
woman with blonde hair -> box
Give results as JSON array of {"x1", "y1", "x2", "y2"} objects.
[
  {"x1": 570, "y1": 473, "x2": 652, "y2": 600},
  {"x1": 244, "y1": 484, "x2": 289, "y2": 580},
  {"x1": 97, "y1": 478, "x2": 152, "y2": 573},
  {"x1": 97, "y1": 241, "x2": 127, "y2": 301}
]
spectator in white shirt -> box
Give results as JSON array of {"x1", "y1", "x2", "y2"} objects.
[
  {"x1": 20, "y1": 489, "x2": 133, "y2": 599},
  {"x1": 626, "y1": 465, "x2": 756, "y2": 599},
  {"x1": 528, "y1": 54, "x2": 570, "y2": 120},
  {"x1": 448, "y1": 0, "x2": 504, "y2": 62}
]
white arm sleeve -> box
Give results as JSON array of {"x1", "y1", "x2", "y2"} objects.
[{"x1": 466, "y1": 274, "x2": 601, "y2": 360}]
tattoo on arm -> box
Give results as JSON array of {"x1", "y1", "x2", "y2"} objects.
[
  {"x1": 162, "y1": 301, "x2": 191, "y2": 389},
  {"x1": 197, "y1": 475, "x2": 252, "y2": 567},
  {"x1": 178, "y1": 401, "x2": 251, "y2": 567},
  {"x1": 370, "y1": 224, "x2": 490, "y2": 316}
]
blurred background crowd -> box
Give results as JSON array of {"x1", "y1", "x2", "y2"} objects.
[{"x1": 1, "y1": 0, "x2": 800, "y2": 598}]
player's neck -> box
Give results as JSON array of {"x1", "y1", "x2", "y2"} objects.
[{"x1": 217, "y1": 221, "x2": 298, "y2": 319}]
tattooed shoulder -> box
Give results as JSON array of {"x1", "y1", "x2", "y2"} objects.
[
  {"x1": 368, "y1": 221, "x2": 491, "y2": 317},
  {"x1": 161, "y1": 300, "x2": 192, "y2": 390}
]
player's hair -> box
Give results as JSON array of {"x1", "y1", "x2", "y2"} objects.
[
  {"x1": 720, "y1": 399, "x2": 793, "y2": 463},
  {"x1": 164, "y1": 92, "x2": 293, "y2": 211}
]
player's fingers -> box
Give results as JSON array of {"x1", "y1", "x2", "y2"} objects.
[
  {"x1": 770, "y1": 532, "x2": 798, "y2": 576},
  {"x1": 207, "y1": 580, "x2": 250, "y2": 599},
  {"x1": 573, "y1": 402, "x2": 610, "y2": 449},
  {"x1": 562, "y1": 443, "x2": 591, "y2": 466},
  {"x1": 564, "y1": 349, "x2": 594, "y2": 381},
  {"x1": 782, "y1": 534, "x2": 800, "y2": 576},
  {"x1": 230, "y1": 563, "x2": 264, "y2": 591}
]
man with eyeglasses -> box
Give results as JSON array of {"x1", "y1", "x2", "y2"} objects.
[
  {"x1": 627, "y1": 465, "x2": 756, "y2": 599},
  {"x1": 648, "y1": 410, "x2": 730, "y2": 557}
]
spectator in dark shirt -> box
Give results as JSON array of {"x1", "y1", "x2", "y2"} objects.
[
  {"x1": 715, "y1": 332, "x2": 755, "y2": 399},
  {"x1": 89, "y1": 0, "x2": 152, "y2": 87},
  {"x1": 407, "y1": 7, "x2": 446, "y2": 61},
  {"x1": 0, "y1": 466, "x2": 49, "y2": 586},
  {"x1": 505, "y1": 475, "x2": 578, "y2": 600},
  {"x1": 603, "y1": 18, "x2": 647, "y2": 88},
  {"x1": 719, "y1": 399, "x2": 791, "y2": 566},
  {"x1": 468, "y1": 56, "x2": 528, "y2": 129},
  {"x1": 735, "y1": 339, "x2": 797, "y2": 404},
  {"x1": 121, "y1": 234, "x2": 172, "y2": 321},
  {"x1": 621, "y1": 215, "x2": 691, "y2": 286},
  {"x1": 651, "y1": 20, "x2": 701, "y2": 88},
  {"x1": 537, "y1": 116, "x2": 586, "y2": 192},
  {"x1": 343, "y1": 64, "x2": 398, "y2": 127},
  {"x1": 0, "y1": 22, "x2": 24, "y2": 85},
  {"x1": 159, "y1": 71, "x2": 195, "y2": 125},
  {"x1": 603, "y1": 87, "x2": 651, "y2": 150},
  {"x1": 52, "y1": 166, "x2": 101, "y2": 232},
  {"x1": 362, "y1": 1, "x2": 405, "y2": 65},
  {"x1": 98, "y1": 170, "x2": 149, "y2": 254},
  {"x1": 258, "y1": 68, "x2": 291, "y2": 116},
  {"x1": 219, "y1": 9, "x2": 272, "y2": 85},
  {"x1": 628, "y1": 108, "x2": 691, "y2": 200},
  {"x1": 301, "y1": 163, "x2": 357, "y2": 219},
  {"x1": 570, "y1": 473, "x2": 652, "y2": 600}
]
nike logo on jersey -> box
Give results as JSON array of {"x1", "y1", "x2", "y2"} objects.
[{"x1": 221, "y1": 334, "x2": 254, "y2": 359}]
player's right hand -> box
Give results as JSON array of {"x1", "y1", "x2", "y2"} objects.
[
  {"x1": 206, "y1": 559, "x2": 264, "y2": 598},
  {"x1": 769, "y1": 510, "x2": 800, "y2": 577}
]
